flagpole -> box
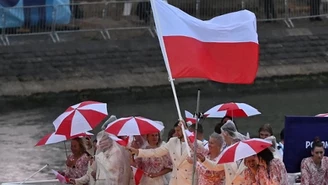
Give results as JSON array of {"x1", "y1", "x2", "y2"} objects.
[
  {"x1": 192, "y1": 89, "x2": 201, "y2": 185},
  {"x1": 150, "y1": 0, "x2": 191, "y2": 156}
]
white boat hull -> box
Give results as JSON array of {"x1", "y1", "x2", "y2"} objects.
[
  {"x1": 1, "y1": 173, "x2": 301, "y2": 185},
  {"x1": 1, "y1": 180, "x2": 60, "y2": 185}
]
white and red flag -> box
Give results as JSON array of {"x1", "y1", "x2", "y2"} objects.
[
  {"x1": 108, "y1": 135, "x2": 129, "y2": 146},
  {"x1": 51, "y1": 169, "x2": 69, "y2": 184},
  {"x1": 131, "y1": 166, "x2": 144, "y2": 185},
  {"x1": 185, "y1": 110, "x2": 196, "y2": 125},
  {"x1": 150, "y1": 0, "x2": 259, "y2": 84},
  {"x1": 185, "y1": 130, "x2": 195, "y2": 143}
]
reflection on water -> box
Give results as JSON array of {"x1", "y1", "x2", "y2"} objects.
[{"x1": 0, "y1": 88, "x2": 327, "y2": 182}]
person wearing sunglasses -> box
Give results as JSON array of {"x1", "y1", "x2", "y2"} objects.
[{"x1": 301, "y1": 136, "x2": 328, "y2": 185}]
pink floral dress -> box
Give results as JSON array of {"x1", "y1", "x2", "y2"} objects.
[
  {"x1": 244, "y1": 158, "x2": 288, "y2": 185},
  {"x1": 301, "y1": 156, "x2": 328, "y2": 185},
  {"x1": 135, "y1": 150, "x2": 173, "y2": 185},
  {"x1": 65, "y1": 153, "x2": 89, "y2": 179},
  {"x1": 197, "y1": 154, "x2": 225, "y2": 185}
]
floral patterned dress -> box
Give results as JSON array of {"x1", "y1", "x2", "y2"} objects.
[
  {"x1": 301, "y1": 156, "x2": 328, "y2": 185},
  {"x1": 65, "y1": 153, "x2": 89, "y2": 179},
  {"x1": 244, "y1": 158, "x2": 288, "y2": 185},
  {"x1": 197, "y1": 154, "x2": 225, "y2": 185},
  {"x1": 135, "y1": 147, "x2": 173, "y2": 185}
]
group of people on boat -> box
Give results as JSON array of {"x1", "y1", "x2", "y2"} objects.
[{"x1": 58, "y1": 116, "x2": 328, "y2": 185}]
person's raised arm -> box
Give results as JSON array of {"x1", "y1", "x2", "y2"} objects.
[
  {"x1": 197, "y1": 153, "x2": 224, "y2": 171},
  {"x1": 127, "y1": 139, "x2": 171, "y2": 158}
]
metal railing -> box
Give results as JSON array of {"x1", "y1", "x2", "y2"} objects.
[
  {"x1": 0, "y1": 1, "x2": 155, "y2": 45},
  {"x1": 0, "y1": 0, "x2": 327, "y2": 45}
]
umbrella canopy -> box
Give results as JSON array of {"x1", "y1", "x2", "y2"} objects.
[
  {"x1": 205, "y1": 102, "x2": 261, "y2": 118},
  {"x1": 53, "y1": 101, "x2": 108, "y2": 136},
  {"x1": 315, "y1": 113, "x2": 328, "y2": 117},
  {"x1": 104, "y1": 116, "x2": 164, "y2": 136},
  {"x1": 216, "y1": 138, "x2": 272, "y2": 164},
  {"x1": 35, "y1": 132, "x2": 93, "y2": 146}
]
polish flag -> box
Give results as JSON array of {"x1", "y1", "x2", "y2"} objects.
[
  {"x1": 185, "y1": 110, "x2": 196, "y2": 125},
  {"x1": 131, "y1": 166, "x2": 144, "y2": 185},
  {"x1": 185, "y1": 130, "x2": 195, "y2": 143},
  {"x1": 51, "y1": 169, "x2": 69, "y2": 184},
  {"x1": 150, "y1": 0, "x2": 259, "y2": 84}
]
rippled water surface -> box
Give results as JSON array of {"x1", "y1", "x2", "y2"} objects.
[{"x1": 1, "y1": 88, "x2": 327, "y2": 182}]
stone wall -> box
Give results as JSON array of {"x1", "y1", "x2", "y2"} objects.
[
  {"x1": 1, "y1": 21, "x2": 328, "y2": 110},
  {"x1": 1, "y1": 33, "x2": 328, "y2": 95}
]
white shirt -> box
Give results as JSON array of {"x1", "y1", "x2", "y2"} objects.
[
  {"x1": 277, "y1": 142, "x2": 284, "y2": 159},
  {"x1": 202, "y1": 139, "x2": 209, "y2": 150}
]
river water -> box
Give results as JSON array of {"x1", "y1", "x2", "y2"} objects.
[{"x1": 0, "y1": 88, "x2": 327, "y2": 182}]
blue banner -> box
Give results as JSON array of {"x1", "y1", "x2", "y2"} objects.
[
  {"x1": 0, "y1": 0, "x2": 71, "y2": 28},
  {"x1": 284, "y1": 116, "x2": 328, "y2": 173}
]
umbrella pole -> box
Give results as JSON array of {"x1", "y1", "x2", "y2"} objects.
[
  {"x1": 192, "y1": 89, "x2": 201, "y2": 185},
  {"x1": 64, "y1": 141, "x2": 68, "y2": 157}
]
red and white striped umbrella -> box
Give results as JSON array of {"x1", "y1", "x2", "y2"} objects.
[
  {"x1": 315, "y1": 113, "x2": 328, "y2": 117},
  {"x1": 35, "y1": 132, "x2": 93, "y2": 146},
  {"x1": 104, "y1": 116, "x2": 164, "y2": 136},
  {"x1": 205, "y1": 102, "x2": 261, "y2": 118},
  {"x1": 53, "y1": 101, "x2": 108, "y2": 136},
  {"x1": 216, "y1": 138, "x2": 272, "y2": 164}
]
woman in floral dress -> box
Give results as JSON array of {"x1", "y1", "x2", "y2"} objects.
[
  {"x1": 192, "y1": 132, "x2": 225, "y2": 185},
  {"x1": 63, "y1": 137, "x2": 89, "y2": 179},
  {"x1": 131, "y1": 132, "x2": 172, "y2": 185},
  {"x1": 244, "y1": 148, "x2": 288, "y2": 185},
  {"x1": 301, "y1": 137, "x2": 328, "y2": 185}
]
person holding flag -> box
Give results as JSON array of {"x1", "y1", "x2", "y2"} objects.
[{"x1": 139, "y1": 0, "x2": 259, "y2": 183}]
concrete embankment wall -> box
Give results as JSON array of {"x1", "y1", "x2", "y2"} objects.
[{"x1": 1, "y1": 23, "x2": 328, "y2": 110}]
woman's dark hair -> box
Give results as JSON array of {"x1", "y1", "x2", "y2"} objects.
[
  {"x1": 312, "y1": 136, "x2": 323, "y2": 151},
  {"x1": 189, "y1": 124, "x2": 204, "y2": 134},
  {"x1": 257, "y1": 148, "x2": 274, "y2": 178},
  {"x1": 214, "y1": 116, "x2": 235, "y2": 134},
  {"x1": 221, "y1": 116, "x2": 233, "y2": 124},
  {"x1": 214, "y1": 122, "x2": 224, "y2": 134},
  {"x1": 258, "y1": 123, "x2": 273, "y2": 136},
  {"x1": 167, "y1": 128, "x2": 175, "y2": 142},
  {"x1": 280, "y1": 128, "x2": 284, "y2": 141},
  {"x1": 174, "y1": 120, "x2": 180, "y2": 127}
]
